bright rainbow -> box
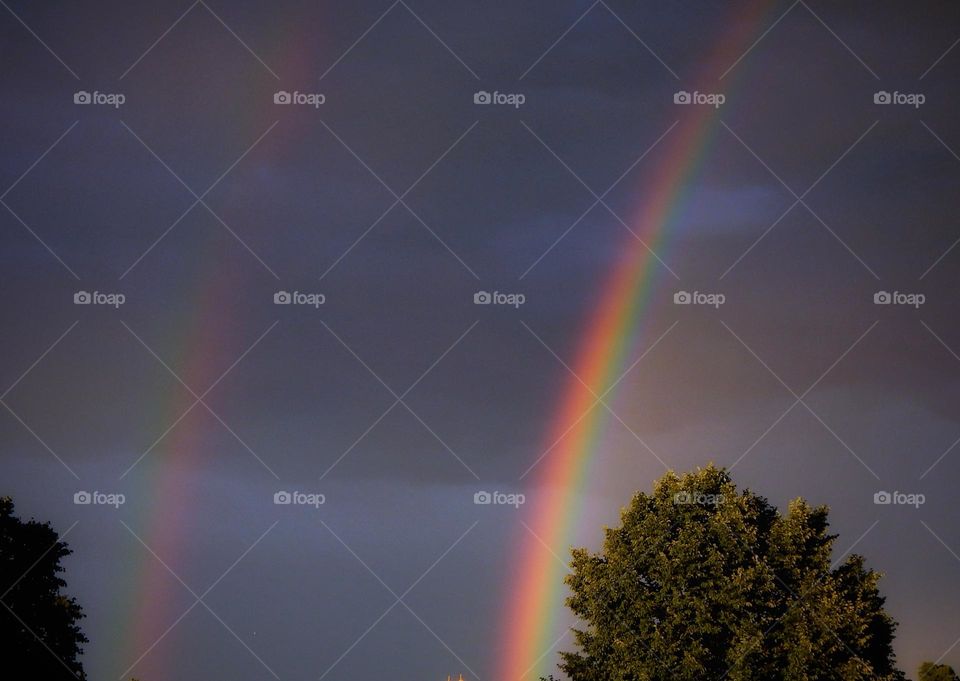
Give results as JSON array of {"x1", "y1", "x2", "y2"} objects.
[{"x1": 499, "y1": 4, "x2": 775, "y2": 679}]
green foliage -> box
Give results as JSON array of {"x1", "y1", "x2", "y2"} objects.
[
  {"x1": 554, "y1": 466, "x2": 905, "y2": 681},
  {"x1": 919, "y1": 662, "x2": 960, "y2": 681},
  {"x1": 0, "y1": 496, "x2": 87, "y2": 679}
]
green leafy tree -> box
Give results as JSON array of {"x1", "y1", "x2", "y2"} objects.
[
  {"x1": 0, "y1": 497, "x2": 87, "y2": 679},
  {"x1": 554, "y1": 466, "x2": 905, "y2": 681},
  {"x1": 919, "y1": 662, "x2": 959, "y2": 681}
]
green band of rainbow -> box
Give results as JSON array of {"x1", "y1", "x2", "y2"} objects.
[{"x1": 498, "y1": 4, "x2": 774, "y2": 678}]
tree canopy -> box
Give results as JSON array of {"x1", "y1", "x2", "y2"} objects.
[
  {"x1": 919, "y1": 662, "x2": 959, "y2": 681},
  {"x1": 556, "y1": 465, "x2": 905, "y2": 681},
  {"x1": 0, "y1": 497, "x2": 87, "y2": 679}
]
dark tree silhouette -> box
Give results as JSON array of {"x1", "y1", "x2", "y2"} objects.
[
  {"x1": 0, "y1": 497, "x2": 87, "y2": 679},
  {"x1": 551, "y1": 466, "x2": 906, "y2": 681}
]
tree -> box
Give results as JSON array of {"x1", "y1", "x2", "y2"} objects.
[
  {"x1": 0, "y1": 497, "x2": 87, "y2": 679},
  {"x1": 919, "y1": 662, "x2": 959, "y2": 681},
  {"x1": 555, "y1": 466, "x2": 905, "y2": 681}
]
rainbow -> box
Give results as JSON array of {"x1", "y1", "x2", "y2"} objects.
[
  {"x1": 111, "y1": 245, "x2": 249, "y2": 679},
  {"x1": 107, "y1": 25, "x2": 322, "y2": 676},
  {"x1": 498, "y1": 3, "x2": 776, "y2": 679}
]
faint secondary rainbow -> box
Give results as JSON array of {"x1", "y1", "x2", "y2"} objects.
[
  {"x1": 499, "y1": 3, "x2": 776, "y2": 680},
  {"x1": 109, "y1": 25, "x2": 320, "y2": 671}
]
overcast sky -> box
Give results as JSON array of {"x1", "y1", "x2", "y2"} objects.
[{"x1": 2, "y1": 1, "x2": 960, "y2": 680}]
